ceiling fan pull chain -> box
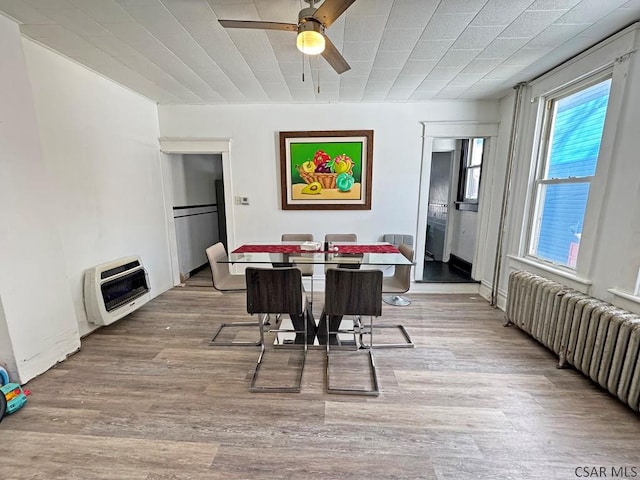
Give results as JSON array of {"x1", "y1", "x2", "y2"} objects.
[{"x1": 316, "y1": 55, "x2": 320, "y2": 94}]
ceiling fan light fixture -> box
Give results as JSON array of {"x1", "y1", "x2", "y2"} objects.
[
  {"x1": 296, "y1": 20, "x2": 325, "y2": 55},
  {"x1": 219, "y1": 0, "x2": 354, "y2": 73}
]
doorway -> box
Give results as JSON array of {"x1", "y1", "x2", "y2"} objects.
[
  {"x1": 422, "y1": 139, "x2": 475, "y2": 283},
  {"x1": 414, "y1": 122, "x2": 499, "y2": 284},
  {"x1": 159, "y1": 138, "x2": 234, "y2": 287},
  {"x1": 169, "y1": 154, "x2": 225, "y2": 282}
]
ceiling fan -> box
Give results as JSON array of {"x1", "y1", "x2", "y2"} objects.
[{"x1": 218, "y1": 0, "x2": 356, "y2": 74}]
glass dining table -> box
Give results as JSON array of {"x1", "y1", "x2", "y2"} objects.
[
  {"x1": 218, "y1": 241, "x2": 412, "y2": 346},
  {"x1": 220, "y1": 241, "x2": 412, "y2": 268}
]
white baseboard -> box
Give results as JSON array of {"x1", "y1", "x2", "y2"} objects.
[{"x1": 478, "y1": 281, "x2": 507, "y2": 312}]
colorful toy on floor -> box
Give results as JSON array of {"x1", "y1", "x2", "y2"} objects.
[
  {"x1": 1, "y1": 382, "x2": 29, "y2": 415},
  {"x1": 0, "y1": 365, "x2": 30, "y2": 421}
]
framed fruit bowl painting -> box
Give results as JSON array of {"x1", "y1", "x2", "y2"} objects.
[{"x1": 279, "y1": 130, "x2": 373, "y2": 210}]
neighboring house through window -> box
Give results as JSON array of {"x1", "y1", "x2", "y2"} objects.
[{"x1": 528, "y1": 75, "x2": 612, "y2": 269}]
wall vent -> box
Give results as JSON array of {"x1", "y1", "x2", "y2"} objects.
[{"x1": 84, "y1": 256, "x2": 150, "y2": 326}]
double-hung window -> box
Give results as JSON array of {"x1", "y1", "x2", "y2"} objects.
[
  {"x1": 528, "y1": 75, "x2": 612, "y2": 269},
  {"x1": 457, "y1": 138, "x2": 484, "y2": 212}
]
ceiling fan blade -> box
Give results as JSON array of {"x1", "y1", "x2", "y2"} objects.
[
  {"x1": 321, "y1": 36, "x2": 350, "y2": 74},
  {"x1": 218, "y1": 20, "x2": 297, "y2": 32},
  {"x1": 313, "y1": 0, "x2": 356, "y2": 28}
]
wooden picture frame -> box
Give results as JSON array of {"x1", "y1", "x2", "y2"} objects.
[{"x1": 280, "y1": 130, "x2": 374, "y2": 210}]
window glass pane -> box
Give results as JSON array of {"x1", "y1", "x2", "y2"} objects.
[
  {"x1": 532, "y1": 182, "x2": 590, "y2": 267},
  {"x1": 464, "y1": 167, "x2": 480, "y2": 200},
  {"x1": 546, "y1": 79, "x2": 611, "y2": 179},
  {"x1": 469, "y1": 138, "x2": 484, "y2": 166}
]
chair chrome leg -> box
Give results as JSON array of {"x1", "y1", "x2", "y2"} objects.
[
  {"x1": 325, "y1": 314, "x2": 379, "y2": 396},
  {"x1": 383, "y1": 294, "x2": 411, "y2": 306},
  {"x1": 249, "y1": 311, "x2": 308, "y2": 393},
  {"x1": 335, "y1": 316, "x2": 359, "y2": 349},
  {"x1": 358, "y1": 324, "x2": 415, "y2": 349},
  {"x1": 249, "y1": 344, "x2": 306, "y2": 393},
  {"x1": 209, "y1": 321, "x2": 262, "y2": 346}
]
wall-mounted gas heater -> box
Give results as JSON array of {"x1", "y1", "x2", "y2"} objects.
[{"x1": 84, "y1": 256, "x2": 151, "y2": 326}]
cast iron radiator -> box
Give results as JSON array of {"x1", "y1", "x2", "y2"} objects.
[{"x1": 506, "y1": 270, "x2": 640, "y2": 411}]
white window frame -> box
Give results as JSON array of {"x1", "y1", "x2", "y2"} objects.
[
  {"x1": 526, "y1": 72, "x2": 612, "y2": 270},
  {"x1": 508, "y1": 25, "x2": 634, "y2": 287},
  {"x1": 460, "y1": 138, "x2": 484, "y2": 204}
]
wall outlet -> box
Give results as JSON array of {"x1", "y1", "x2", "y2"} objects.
[{"x1": 234, "y1": 196, "x2": 249, "y2": 205}]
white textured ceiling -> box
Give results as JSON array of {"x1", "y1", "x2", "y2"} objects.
[{"x1": 1, "y1": 0, "x2": 639, "y2": 104}]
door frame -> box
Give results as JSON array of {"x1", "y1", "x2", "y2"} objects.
[
  {"x1": 158, "y1": 138, "x2": 234, "y2": 286},
  {"x1": 415, "y1": 122, "x2": 499, "y2": 282}
]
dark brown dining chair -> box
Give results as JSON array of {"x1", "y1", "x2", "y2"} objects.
[
  {"x1": 324, "y1": 268, "x2": 382, "y2": 396},
  {"x1": 245, "y1": 267, "x2": 314, "y2": 393},
  {"x1": 206, "y1": 242, "x2": 260, "y2": 347}
]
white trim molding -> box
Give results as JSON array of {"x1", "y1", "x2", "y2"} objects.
[
  {"x1": 609, "y1": 289, "x2": 640, "y2": 305},
  {"x1": 159, "y1": 137, "x2": 231, "y2": 154},
  {"x1": 508, "y1": 255, "x2": 592, "y2": 292},
  {"x1": 421, "y1": 121, "x2": 500, "y2": 138},
  {"x1": 609, "y1": 289, "x2": 640, "y2": 315}
]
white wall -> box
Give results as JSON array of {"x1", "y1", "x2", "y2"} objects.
[
  {"x1": 158, "y1": 102, "x2": 499, "y2": 248},
  {"x1": 474, "y1": 100, "x2": 514, "y2": 296},
  {"x1": 588, "y1": 33, "x2": 640, "y2": 306},
  {"x1": 170, "y1": 154, "x2": 222, "y2": 206},
  {"x1": 0, "y1": 14, "x2": 175, "y2": 382},
  {"x1": 451, "y1": 211, "x2": 478, "y2": 264},
  {"x1": 485, "y1": 24, "x2": 640, "y2": 314},
  {"x1": 0, "y1": 299, "x2": 17, "y2": 376},
  {"x1": 0, "y1": 16, "x2": 80, "y2": 382},
  {"x1": 22, "y1": 38, "x2": 174, "y2": 338}
]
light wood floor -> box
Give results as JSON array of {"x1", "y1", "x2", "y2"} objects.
[{"x1": 1, "y1": 269, "x2": 639, "y2": 479}]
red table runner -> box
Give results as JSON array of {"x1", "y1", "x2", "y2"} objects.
[
  {"x1": 232, "y1": 244, "x2": 305, "y2": 254},
  {"x1": 232, "y1": 244, "x2": 400, "y2": 254},
  {"x1": 334, "y1": 244, "x2": 399, "y2": 254}
]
